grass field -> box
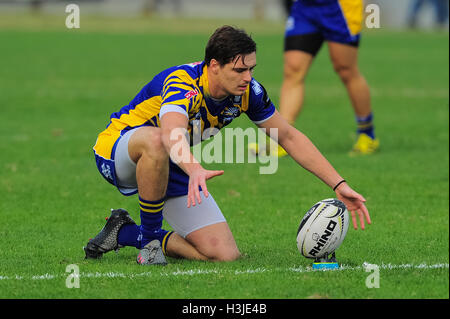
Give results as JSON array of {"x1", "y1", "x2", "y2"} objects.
[{"x1": 0, "y1": 14, "x2": 448, "y2": 300}]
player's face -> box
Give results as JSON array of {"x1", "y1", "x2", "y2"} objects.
[{"x1": 216, "y1": 52, "x2": 256, "y2": 97}]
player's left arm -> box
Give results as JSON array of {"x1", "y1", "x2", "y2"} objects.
[{"x1": 258, "y1": 110, "x2": 371, "y2": 230}]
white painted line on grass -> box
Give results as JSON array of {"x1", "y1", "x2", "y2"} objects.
[{"x1": 0, "y1": 262, "x2": 448, "y2": 281}]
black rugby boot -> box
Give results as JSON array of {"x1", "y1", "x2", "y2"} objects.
[{"x1": 84, "y1": 208, "x2": 136, "y2": 259}]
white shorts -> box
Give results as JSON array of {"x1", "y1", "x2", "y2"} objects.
[{"x1": 114, "y1": 127, "x2": 226, "y2": 237}]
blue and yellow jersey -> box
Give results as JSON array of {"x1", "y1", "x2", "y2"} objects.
[{"x1": 93, "y1": 61, "x2": 275, "y2": 197}]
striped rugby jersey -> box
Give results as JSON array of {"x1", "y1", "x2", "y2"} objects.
[{"x1": 93, "y1": 61, "x2": 275, "y2": 197}]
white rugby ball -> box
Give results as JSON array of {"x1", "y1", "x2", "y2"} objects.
[{"x1": 296, "y1": 198, "x2": 349, "y2": 259}]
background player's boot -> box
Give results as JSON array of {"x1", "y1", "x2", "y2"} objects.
[
  {"x1": 248, "y1": 140, "x2": 288, "y2": 158},
  {"x1": 248, "y1": 142, "x2": 261, "y2": 156},
  {"x1": 270, "y1": 144, "x2": 288, "y2": 157},
  {"x1": 84, "y1": 208, "x2": 136, "y2": 259},
  {"x1": 136, "y1": 240, "x2": 167, "y2": 266},
  {"x1": 350, "y1": 133, "x2": 379, "y2": 155}
]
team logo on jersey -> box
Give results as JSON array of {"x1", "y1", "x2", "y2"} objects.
[
  {"x1": 185, "y1": 89, "x2": 199, "y2": 100},
  {"x1": 252, "y1": 80, "x2": 263, "y2": 95},
  {"x1": 220, "y1": 106, "x2": 241, "y2": 126}
]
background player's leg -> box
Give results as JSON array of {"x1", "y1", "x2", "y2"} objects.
[
  {"x1": 279, "y1": 50, "x2": 315, "y2": 125},
  {"x1": 327, "y1": 41, "x2": 378, "y2": 153},
  {"x1": 254, "y1": 49, "x2": 315, "y2": 157},
  {"x1": 327, "y1": 41, "x2": 371, "y2": 119}
]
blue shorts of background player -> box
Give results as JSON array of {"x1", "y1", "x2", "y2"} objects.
[{"x1": 285, "y1": 0, "x2": 361, "y2": 54}]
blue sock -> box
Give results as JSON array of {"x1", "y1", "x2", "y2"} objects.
[
  {"x1": 117, "y1": 222, "x2": 173, "y2": 252},
  {"x1": 117, "y1": 197, "x2": 174, "y2": 253},
  {"x1": 138, "y1": 197, "x2": 173, "y2": 253},
  {"x1": 117, "y1": 223, "x2": 140, "y2": 248},
  {"x1": 356, "y1": 113, "x2": 375, "y2": 139}
]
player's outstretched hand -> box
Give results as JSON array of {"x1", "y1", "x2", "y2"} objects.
[
  {"x1": 334, "y1": 183, "x2": 371, "y2": 230},
  {"x1": 187, "y1": 168, "x2": 224, "y2": 208}
]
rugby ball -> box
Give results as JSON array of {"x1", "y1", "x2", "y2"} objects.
[{"x1": 296, "y1": 198, "x2": 349, "y2": 259}]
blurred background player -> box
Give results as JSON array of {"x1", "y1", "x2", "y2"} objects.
[
  {"x1": 252, "y1": 0, "x2": 379, "y2": 157},
  {"x1": 407, "y1": 0, "x2": 449, "y2": 29}
]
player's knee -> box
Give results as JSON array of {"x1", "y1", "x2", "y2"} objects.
[
  {"x1": 193, "y1": 237, "x2": 240, "y2": 262},
  {"x1": 283, "y1": 62, "x2": 307, "y2": 85},
  {"x1": 149, "y1": 129, "x2": 164, "y2": 149},
  {"x1": 334, "y1": 64, "x2": 358, "y2": 83},
  {"x1": 206, "y1": 238, "x2": 241, "y2": 261},
  {"x1": 142, "y1": 129, "x2": 167, "y2": 159},
  {"x1": 210, "y1": 247, "x2": 241, "y2": 262},
  {"x1": 186, "y1": 223, "x2": 240, "y2": 262}
]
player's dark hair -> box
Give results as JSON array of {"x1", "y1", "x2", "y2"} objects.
[{"x1": 204, "y1": 25, "x2": 257, "y2": 66}]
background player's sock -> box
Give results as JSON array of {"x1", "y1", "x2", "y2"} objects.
[{"x1": 356, "y1": 112, "x2": 375, "y2": 139}]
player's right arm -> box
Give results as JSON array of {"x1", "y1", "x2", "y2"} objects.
[
  {"x1": 160, "y1": 111, "x2": 223, "y2": 208},
  {"x1": 159, "y1": 71, "x2": 223, "y2": 207}
]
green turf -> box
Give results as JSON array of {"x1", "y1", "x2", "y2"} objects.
[{"x1": 0, "y1": 15, "x2": 448, "y2": 299}]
